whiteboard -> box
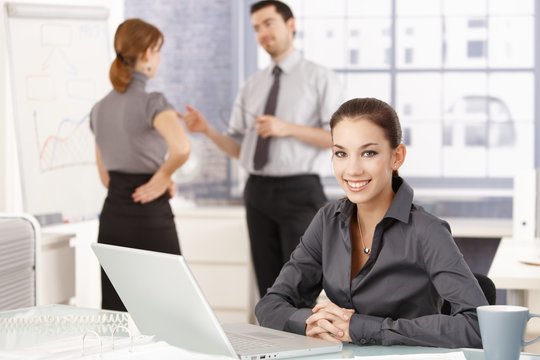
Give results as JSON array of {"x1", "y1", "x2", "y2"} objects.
[{"x1": 5, "y1": 3, "x2": 110, "y2": 221}]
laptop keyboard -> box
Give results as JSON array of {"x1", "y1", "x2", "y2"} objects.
[{"x1": 226, "y1": 332, "x2": 275, "y2": 352}]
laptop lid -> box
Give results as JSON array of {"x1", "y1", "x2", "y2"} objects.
[{"x1": 91, "y1": 243, "x2": 342, "y2": 360}]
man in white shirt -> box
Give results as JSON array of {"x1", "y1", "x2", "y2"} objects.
[{"x1": 184, "y1": 0, "x2": 343, "y2": 298}]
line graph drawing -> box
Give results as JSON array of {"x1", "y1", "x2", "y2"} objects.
[
  {"x1": 22, "y1": 23, "x2": 101, "y2": 173},
  {"x1": 36, "y1": 112, "x2": 94, "y2": 171}
]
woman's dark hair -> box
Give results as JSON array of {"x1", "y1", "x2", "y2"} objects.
[
  {"x1": 330, "y1": 98, "x2": 402, "y2": 176},
  {"x1": 109, "y1": 18, "x2": 163, "y2": 93},
  {"x1": 250, "y1": 0, "x2": 294, "y2": 22}
]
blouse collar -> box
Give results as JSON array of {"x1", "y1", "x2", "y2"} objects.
[{"x1": 129, "y1": 71, "x2": 148, "y2": 90}]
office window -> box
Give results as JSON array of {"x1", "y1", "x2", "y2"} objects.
[
  {"x1": 252, "y1": 0, "x2": 536, "y2": 218},
  {"x1": 126, "y1": 0, "x2": 536, "y2": 213}
]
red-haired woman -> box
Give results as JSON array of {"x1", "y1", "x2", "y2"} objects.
[{"x1": 90, "y1": 19, "x2": 190, "y2": 311}]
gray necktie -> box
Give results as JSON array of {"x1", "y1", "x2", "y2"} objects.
[{"x1": 253, "y1": 66, "x2": 282, "y2": 170}]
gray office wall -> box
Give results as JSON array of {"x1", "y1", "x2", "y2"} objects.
[{"x1": 125, "y1": 0, "x2": 239, "y2": 200}]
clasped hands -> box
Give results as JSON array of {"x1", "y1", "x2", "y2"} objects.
[{"x1": 306, "y1": 300, "x2": 355, "y2": 343}]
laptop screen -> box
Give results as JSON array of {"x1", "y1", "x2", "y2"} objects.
[
  {"x1": 91, "y1": 243, "x2": 342, "y2": 360},
  {"x1": 91, "y1": 243, "x2": 238, "y2": 358}
]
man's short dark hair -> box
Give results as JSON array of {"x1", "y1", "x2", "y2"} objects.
[{"x1": 250, "y1": 0, "x2": 294, "y2": 22}]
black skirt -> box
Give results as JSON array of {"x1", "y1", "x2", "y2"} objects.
[{"x1": 98, "y1": 171, "x2": 181, "y2": 311}]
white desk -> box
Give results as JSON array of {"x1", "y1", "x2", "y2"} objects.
[
  {"x1": 488, "y1": 237, "x2": 540, "y2": 306},
  {"x1": 487, "y1": 237, "x2": 540, "y2": 353},
  {"x1": 444, "y1": 217, "x2": 512, "y2": 239},
  {"x1": 294, "y1": 344, "x2": 540, "y2": 359},
  {"x1": 2, "y1": 305, "x2": 540, "y2": 360}
]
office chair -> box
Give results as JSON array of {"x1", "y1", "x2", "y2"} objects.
[
  {"x1": 0, "y1": 214, "x2": 39, "y2": 311},
  {"x1": 441, "y1": 273, "x2": 496, "y2": 315}
]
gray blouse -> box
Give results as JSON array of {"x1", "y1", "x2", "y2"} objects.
[
  {"x1": 255, "y1": 177, "x2": 488, "y2": 348},
  {"x1": 90, "y1": 71, "x2": 174, "y2": 174}
]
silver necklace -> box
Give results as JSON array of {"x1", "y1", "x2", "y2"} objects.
[{"x1": 356, "y1": 211, "x2": 371, "y2": 255}]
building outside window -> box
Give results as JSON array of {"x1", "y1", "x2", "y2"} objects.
[{"x1": 253, "y1": 0, "x2": 535, "y2": 219}]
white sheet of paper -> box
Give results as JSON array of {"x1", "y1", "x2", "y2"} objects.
[
  {"x1": 354, "y1": 351, "x2": 467, "y2": 360},
  {"x1": 100, "y1": 341, "x2": 236, "y2": 360},
  {"x1": 0, "y1": 339, "x2": 235, "y2": 360}
]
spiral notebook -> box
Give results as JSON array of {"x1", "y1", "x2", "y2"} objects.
[{"x1": 92, "y1": 243, "x2": 343, "y2": 360}]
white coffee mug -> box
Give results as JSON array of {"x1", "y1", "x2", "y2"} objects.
[{"x1": 477, "y1": 305, "x2": 540, "y2": 360}]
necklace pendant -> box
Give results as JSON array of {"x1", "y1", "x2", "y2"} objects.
[{"x1": 363, "y1": 247, "x2": 371, "y2": 255}]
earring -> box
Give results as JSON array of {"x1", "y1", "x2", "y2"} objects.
[{"x1": 146, "y1": 65, "x2": 152, "y2": 72}]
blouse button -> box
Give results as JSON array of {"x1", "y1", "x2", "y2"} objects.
[{"x1": 360, "y1": 339, "x2": 367, "y2": 345}]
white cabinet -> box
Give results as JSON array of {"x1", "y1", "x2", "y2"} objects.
[
  {"x1": 39, "y1": 232, "x2": 75, "y2": 305},
  {"x1": 174, "y1": 206, "x2": 256, "y2": 324},
  {"x1": 42, "y1": 220, "x2": 99, "y2": 308}
]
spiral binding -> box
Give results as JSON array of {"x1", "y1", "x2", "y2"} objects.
[
  {"x1": 81, "y1": 326, "x2": 138, "y2": 355},
  {"x1": 0, "y1": 312, "x2": 130, "y2": 335},
  {"x1": 81, "y1": 326, "x2": 155, "y2": 357}
]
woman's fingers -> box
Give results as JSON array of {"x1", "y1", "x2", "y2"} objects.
[
  {"x1": 312, "y1": 301, "x2": 352, "y2": 321},
  {"x1": 306, "y1": 316, "x2": 344, "y2": 338}
]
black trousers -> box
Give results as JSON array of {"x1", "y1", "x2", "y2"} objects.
[
  {"x1": 98, "y1": 172, "x2": 181, "y2": 311},
  {"x1": 244, "y1": 174, "x2": 327, "y2": 298}
]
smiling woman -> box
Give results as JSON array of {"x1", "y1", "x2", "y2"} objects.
[
  {"x1": 255, "y1": 97, "x2": 489, "y2": 349},
  {"x1": 332, "y1": 117, "x2": 405, "y2": 272}
]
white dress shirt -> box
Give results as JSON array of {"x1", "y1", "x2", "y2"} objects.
[{"x1": 228, "y1": 50, "x2": 343, "y2": 176}]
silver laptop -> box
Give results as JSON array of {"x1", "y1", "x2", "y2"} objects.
[{"x1": 91, "y1": 243, "x2": 342, "y2": 360}]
